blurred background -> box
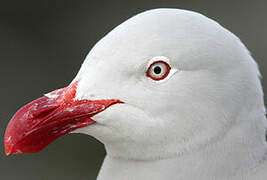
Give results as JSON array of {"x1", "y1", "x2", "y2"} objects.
[{"x1": 0, "y1": 0, "x2": 266, "y2": 179}]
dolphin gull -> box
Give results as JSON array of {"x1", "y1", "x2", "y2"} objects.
[{"x1": 5, "y1": 8, "x2": 267, "y2": 180}]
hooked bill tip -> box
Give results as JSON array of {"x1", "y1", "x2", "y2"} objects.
[{"x1": 5, "y1": 146, "x2": 12, "y2": 156}]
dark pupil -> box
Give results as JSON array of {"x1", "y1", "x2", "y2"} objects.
[{"x1": 153, "y1": 66, "x2": 162, "y2": 74}]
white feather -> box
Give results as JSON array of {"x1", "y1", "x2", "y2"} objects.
[{"x1": 72, "y1": 8, "x2": 267, "y2": 180}]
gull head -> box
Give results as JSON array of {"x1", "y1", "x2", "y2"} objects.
[
  {"x1": 73, "y1": 9, "x2": 266, "y2": 159},
  {"x1": 5, "y1": 9, "x2": 266, "y2": 161}
]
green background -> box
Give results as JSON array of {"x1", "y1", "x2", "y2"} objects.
[{"x1": 1, "y1": 0, "x2": 267, "y2": 179}]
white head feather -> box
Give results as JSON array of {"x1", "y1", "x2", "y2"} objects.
[{"x1": 73, "y1": 9, "x2": 266, "y2": 163}]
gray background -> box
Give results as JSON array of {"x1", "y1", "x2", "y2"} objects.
[{"x1": 0, "y1": 0, "x2": 266, "y2": 179}]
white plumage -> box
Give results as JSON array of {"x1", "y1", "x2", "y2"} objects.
[{"x1": 70, "y1": 8, "x2": 267, "y2": 179}]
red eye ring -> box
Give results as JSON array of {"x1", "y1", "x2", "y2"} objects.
[{"x1": 146, "y1": 60, "x2": 171, "y2": 81}]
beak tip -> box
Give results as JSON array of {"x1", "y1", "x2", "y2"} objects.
[
  {"x1": 5, "y1": 130, "x2": 13, "y2": 155},
  {"x1": 5, "y1": 145, "x2": 12, "y2": 156},
  {"x1": 5, "y1": 143, "x2": 24, "y2": 155}
]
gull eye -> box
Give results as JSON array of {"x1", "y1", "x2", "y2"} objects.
[{"x1": 146, "y1": 61, "x2": 171, "y2": 81}]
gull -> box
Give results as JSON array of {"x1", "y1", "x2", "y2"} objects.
[{"x1": 5, "y1": 8, "x2": 267, "y2": 180}]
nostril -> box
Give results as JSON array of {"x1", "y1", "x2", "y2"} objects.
[{"x1": 32, "y1": 107, "x2": 57, "y2": 120}]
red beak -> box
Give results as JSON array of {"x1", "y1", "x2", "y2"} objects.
[{"x1": 4, "y1": 81, "x2": 122, "y2": 155}]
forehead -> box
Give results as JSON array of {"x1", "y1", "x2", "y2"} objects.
[{"x1": 78, "y1": 9, "x2": 243, "y2": 76}]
